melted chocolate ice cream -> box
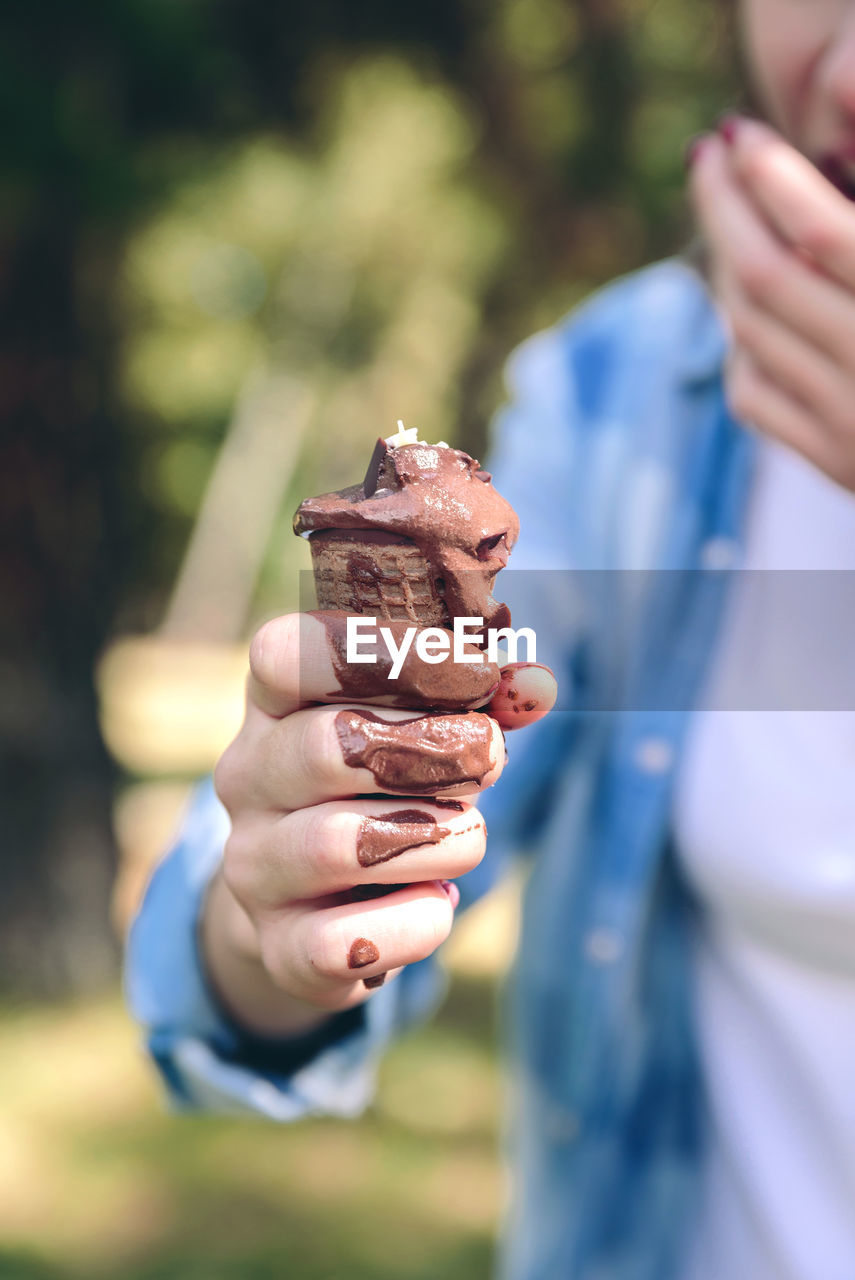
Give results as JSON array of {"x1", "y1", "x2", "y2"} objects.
[{"x1": 294, "y1": 437, "x2": 519, "y2": 641}]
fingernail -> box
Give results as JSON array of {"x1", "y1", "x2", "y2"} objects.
[
  {"x1": 684, "y1": 133, "x2": 711, "y2": 169},
  {"x1": 717, "y1": 113, "x2": 741, "y2": 145},
  {"x1": 440, "y1": 879, "x2": 461, "y2": 909},
  {"x1": 363, "y1": 973, "x2": 386, "y2": 989}
]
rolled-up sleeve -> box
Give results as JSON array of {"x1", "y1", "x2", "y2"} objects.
[{"x1": 125, "y1": 778, "x2": 449, "y2": 1120}]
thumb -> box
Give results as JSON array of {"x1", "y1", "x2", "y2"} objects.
[{"x1": 487, "y1": 662, "x2": 557, "y2": 730}]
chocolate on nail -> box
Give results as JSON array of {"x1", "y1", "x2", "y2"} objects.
[
  {"x1": 348, "y1": 937, "x2": 380, "y2": 969},
  {"x1": 490, "y1": 662, "x2": 557, "y2": 729},
  {"x1": 335, "y1": 708, "x2": 495, "y2": 793}
]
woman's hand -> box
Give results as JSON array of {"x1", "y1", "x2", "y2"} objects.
[
  {"x1": 202, "y1": 612, "x2": 557, "y2": 1037},
  {"x1": 689, "y1": 116, "x2": 855, "y2": 490}
]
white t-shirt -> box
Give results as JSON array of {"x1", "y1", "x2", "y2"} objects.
[{"x1": 672, "y1": 437, "x2": 855, "y2": 1280}]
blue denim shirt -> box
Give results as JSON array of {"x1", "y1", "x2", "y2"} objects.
[{"x1": 126, "y1": 257, "x2": 758, "y2": 1280}]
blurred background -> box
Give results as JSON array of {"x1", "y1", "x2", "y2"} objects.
[{"x1": 1, "y1": 1, "x2": 732, "y2": 1275}]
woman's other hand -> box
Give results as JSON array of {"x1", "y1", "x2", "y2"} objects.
[{"x1": 689, "y1": 116, "x2": 855, "y2": 491}]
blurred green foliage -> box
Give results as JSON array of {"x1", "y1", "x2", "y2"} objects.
[
  {"x1": 104, "y1": 0, "x2": 734, "y2": 626},
  {"x1": 1, "y1": 0, "x2": 736, "y2": 990},
  {"x1": 1, "y1": 0, "x2": 735, "y2": 633}
]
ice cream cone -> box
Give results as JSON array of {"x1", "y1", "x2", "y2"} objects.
[{"x1": 308, "y1": 528, "x2": 448, "y2": 626}]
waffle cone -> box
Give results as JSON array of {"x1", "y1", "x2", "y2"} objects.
[{"x1": 309, "y1": 529, "x2": 449, "y2": 627}]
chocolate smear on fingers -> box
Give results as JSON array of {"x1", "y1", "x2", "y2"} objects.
[
  {"x1": 357, "y1": 809, "x2": 451, "y2": 867},
  {"x1": 335, "y1": 709, "x2": 495, "y2": 793},
  {"x1": 348, "y1": 938, "x2": 380, "y2": 969}
]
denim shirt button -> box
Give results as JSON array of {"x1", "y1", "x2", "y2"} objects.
[
  {"x1": 700, "y1": 536, "x2": 740, "y2": 570},
  {"x1": 584, "y1": 927, "x2": 624, "y2": 965},
  {"x1": 633, "y1": 737, "x2": 673, "y2": 775}
]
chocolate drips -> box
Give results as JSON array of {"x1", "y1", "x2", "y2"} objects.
[
  {"x1": 335, "y1": 709, "x2": 496, "y2": 793},
  {"x1": 294, "y1": 439, "x2": 519, "y2": 642},
  {"x1": 348, "y1": 938, "x2": 380, "y2": 969},
  {"x1": 357, "y1": 809, "x2": 451, "y2": 867},
  {"x1": 311, "y1": 611, "x2": 500, "y2": 711}
]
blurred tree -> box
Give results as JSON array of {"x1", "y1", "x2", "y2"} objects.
[{"x1": 0, "y1": 0, "x2": 731, "y2": 996}]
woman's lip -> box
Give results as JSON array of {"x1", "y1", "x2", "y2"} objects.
[{"x1": 818, "y1": 143, "x2": 855, "y2": 166}]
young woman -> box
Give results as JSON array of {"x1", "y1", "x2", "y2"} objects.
[{"x1": 128, "y1": 3, "x2": 855, "y2": 1276}]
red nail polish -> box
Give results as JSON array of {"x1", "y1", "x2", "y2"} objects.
[
  {"x1": 684, "y1": 134, "x2": 710, "y2": 169},
  {"x1": 717, "y1": 113, "x2": 740, "y2": 145},
  {"x1": 440, "y1": 879, "x2": 460, "y2": 908}
]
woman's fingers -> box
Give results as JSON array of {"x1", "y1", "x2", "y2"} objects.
[
  {"x1": 690, "y1": 134, "x2": 855, "y2": 372},
  {"x1": 224, "y1": 797, "x2": 487, "y2": 907},
  {"x1": 258, "y1": 880, "x2": 457, "y2": 1006},
  {"x1": 247, "y1": 612, "x2": 500, "y2": 720},
  {"x1": 216, "y1": 702, "x2": 505, "y2": 813},
  {"x1": 724, "y1": 348, "x2": 841, "y2": 479},
  {"x1": 715, "y1": 267, "x2": 852, "y2": 433},
  {"x1": 726, "y1": 116, "x2": 855, "y2": 291}
]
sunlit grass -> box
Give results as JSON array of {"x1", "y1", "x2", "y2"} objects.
[{"x1": 0, "y1": 976, "x2": 504, "y2": 1280}]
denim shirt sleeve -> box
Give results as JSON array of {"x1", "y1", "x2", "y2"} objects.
[
  {"x1": 125, "y1": 777, "x2": 451, "y2": 1119},
  {"x1": 475, "y1": 319, "x2": 589, "y2": 873},
  {"x1": 124, "y1": 316, "x2": 587, "y2": 1121}
]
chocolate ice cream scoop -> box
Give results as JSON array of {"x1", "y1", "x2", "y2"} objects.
[{"x1": 294, "y1": 428, "x2": 519, "y2": 642}]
